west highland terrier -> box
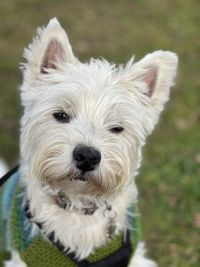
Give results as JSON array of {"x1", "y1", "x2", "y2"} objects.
[{"x1": 0, "y1": 18, "x2": 178, "y2": 267}]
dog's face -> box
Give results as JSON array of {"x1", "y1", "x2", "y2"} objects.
[{"x1": 20, "y1": 18, "x2": 178, "y2": 197}]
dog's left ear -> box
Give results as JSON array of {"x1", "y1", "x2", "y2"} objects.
[
  {"x1": 23, "y1": 18, "x2": 76, "y2": 76},
  {"x1": 125, "y1": 51, "x2": 178, "y2": 133}
]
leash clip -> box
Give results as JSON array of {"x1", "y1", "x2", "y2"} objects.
[{"x1": 104, "y1": 202, "x2": 117, "y2": 240}]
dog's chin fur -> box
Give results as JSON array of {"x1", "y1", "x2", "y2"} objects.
[
  {"x1": 5, "y1": 18, "x2": 178, "y2": 266},
  {"x1": 37, "y1": 166, "x2": 127, "y2": 197}
]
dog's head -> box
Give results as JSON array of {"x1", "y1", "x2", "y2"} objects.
[{"x1": 20, "y1": 18, "x2": 178, "y2": 197}]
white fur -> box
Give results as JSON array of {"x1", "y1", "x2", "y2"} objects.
[
  {"x1": 0, "y1": 159, "x2": 8, "y2": 178},
  {"x1": 5, "y1": 18, "x2": 178, "y2": 266},
  {"x1": 128, "y1": 243, "x2": 158, "y2": 267},
  {"x1": 4, "y1": 251, "x2": 27, "y2": 267}
]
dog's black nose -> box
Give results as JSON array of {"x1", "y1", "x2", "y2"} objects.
[{"x1": 73, "y1": 145, "x2": 101, "y2": 172}]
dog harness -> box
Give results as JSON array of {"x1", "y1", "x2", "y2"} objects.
[{"x1": 0, "y1": 168, "x2": 141, "y2": 267}]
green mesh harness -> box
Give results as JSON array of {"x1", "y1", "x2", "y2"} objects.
[{"x1": 0, "y1": 168, "x2": 141, "y2": 267}]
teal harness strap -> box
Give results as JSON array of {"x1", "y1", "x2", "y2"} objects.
[
  {"x1": 0, "y1": 169, "x2": 20, "y2": 250},
  {"x1": 0, "y1": 169, "x2": 141, "y2": 267},
  {"x1": 0, "y1": 167, "x2": 20, "y2": 264}
]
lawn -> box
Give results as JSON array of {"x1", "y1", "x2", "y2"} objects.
[{"x1": 0, "y1": 0, "x2": 199, "y2": 266}]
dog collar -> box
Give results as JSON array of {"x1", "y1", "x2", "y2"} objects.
[{"x1": 54, "y1": 191, "x2": 98, "y2": 215}]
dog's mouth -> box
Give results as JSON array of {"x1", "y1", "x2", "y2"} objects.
[
  {"x1": 67, "y1": 169, "x2": 91, "y2": 183},
  {"x1": 41, "y1": 168, "x2": 111, "y2": 196},
  {"x1": 69, "y1": 175, "x2": 89, "y2": 182}
]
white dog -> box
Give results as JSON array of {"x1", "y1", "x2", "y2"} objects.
[{"x1": 0, "y1": 18, "x2": 178, "y2": 267}]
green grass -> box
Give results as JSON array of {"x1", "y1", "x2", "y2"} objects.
[{"x1": 0, "y1": 0, "x2": 199, "y2": 266}]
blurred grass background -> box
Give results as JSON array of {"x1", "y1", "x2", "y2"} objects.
[{"x1": 0, "y1": 0, "x2": 199, "y2": 266}]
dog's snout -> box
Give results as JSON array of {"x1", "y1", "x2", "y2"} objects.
[{"x1": 73, "y1": 145, "x2": 101, "y2": 172}]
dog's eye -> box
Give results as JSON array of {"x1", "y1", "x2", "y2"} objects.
[
  {"x1": 53, "y1": 112, "x2": 71, "y2": 123},
  {"x1": 109, "y1": 126, "x2": 124, "y2": 134}
]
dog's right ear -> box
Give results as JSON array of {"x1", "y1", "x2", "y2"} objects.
[{"x1": 22, "y1": 18, "x2": 76, "y2": 77}]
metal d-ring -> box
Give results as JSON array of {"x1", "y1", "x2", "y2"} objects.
[{"x1": 103, "y1": 201, "x2": 117, "y2": 239}]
